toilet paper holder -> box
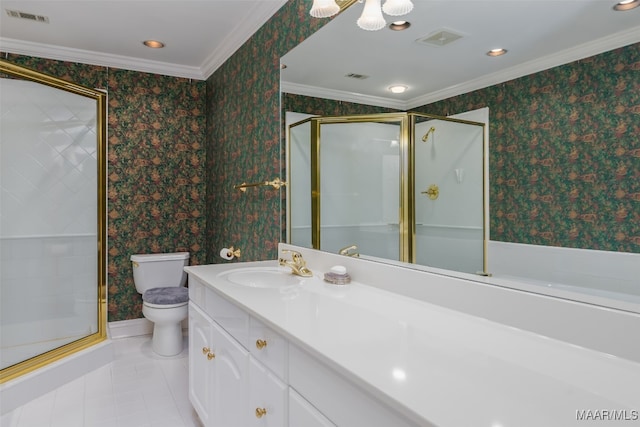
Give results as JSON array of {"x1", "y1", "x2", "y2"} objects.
[{"x1": 220, "y1": 246, "x2": 241, "y2": 260}]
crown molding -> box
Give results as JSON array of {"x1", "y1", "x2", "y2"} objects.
[
  {"x1": 0, "y1": 1, "x2": 287, "y2": 81},
  {"x1": 282, "y1": 26, "x2": 640, "y2": 111},
  {"x1": 281, "y1": 81, "x2": 408, "y2": 110},
  {"x1": 404, "y1": 26, "x2": 640, "y2": 109},
  {"x1": 0, "y1": 37, "x2": 205, "y2": 80},
  {"x1": 200, "y1": 0, "x2": 288, "y2": 79}
]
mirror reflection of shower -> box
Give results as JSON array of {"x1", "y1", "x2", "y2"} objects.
[
  {"x1": 287, "y1": 111, "x2": 486, "y2": 274},
  {"x1": 422, "y1": 125, "x2": 436, "y2": 159},
  {"x1": 414, "y1": 118, "x2": 484, "y2": 273}
]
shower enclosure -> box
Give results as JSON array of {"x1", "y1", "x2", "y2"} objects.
[
  {"x1": 287, "y1": 112, "x2": 486, "y2": 274},
  {"x1": 0, "y1": 60, "x2": 107, "y2": 383}
]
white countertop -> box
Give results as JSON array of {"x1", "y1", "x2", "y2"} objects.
[{"x1": 185, "y1": 260, "x2": 640, "y2": 427}]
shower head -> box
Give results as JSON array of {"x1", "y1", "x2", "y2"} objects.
[{"x1": 422, "y1": 126, "x2": 435, "y2": 142}]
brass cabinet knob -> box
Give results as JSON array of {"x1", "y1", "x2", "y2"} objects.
[
  {"x1": 255, "y1": 407, "x2": 267, "y2": 418},
  {"x1": 202, "y1": 347, "x2": 215, "y2": 360},
  {"x1": 256, "y1": 339, "x2": 268, "y2": 350}
]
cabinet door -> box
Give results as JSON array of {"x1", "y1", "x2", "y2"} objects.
[
  {"x1": 289, "y1": 389, "x2": 336, "y2": 427},
  {"x1": 249, "y1": 317, "x2": 288, "y2": 380},
  {"x1": 189, "y1": 303, "x2": 213, "y2": 426},
  {"x1": 248, "y1": 357, "x2": 287, "y2": 426},
  {"x1": 210, "y1": 319, "x2": 250, "y2": 427}
]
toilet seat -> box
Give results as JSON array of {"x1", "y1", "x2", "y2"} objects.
[
  {"x1": 142, "y1": 287, "x2": 188, "y2": 309},
  {"x1": 143, "y1": 300, "x2": 188, "y2": 309}
]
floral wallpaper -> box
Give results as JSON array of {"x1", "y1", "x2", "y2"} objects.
[
  {"x1": 211, "y1": 13, "x2": 638, "y2": 254},
  {"x1": 413, "y1": 43, "x2": 640, "y2": 252},
  {"x1": 282, "y1": 93, "x2": 396, "y2": 117},
  {"x1": 205, "y1": 0, "x2": 331, "y2": 263},
  {"x1": 2, "y1": 54, "x2": 207, "y2": 321},
  {"x1": 3, "y1": 2, "x2": 637, "y2": 324}
]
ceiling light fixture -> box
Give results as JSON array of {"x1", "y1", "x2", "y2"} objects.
[
  {"x1": 358, "y1": 0, "x2": 387, "y2": 31},
  {"x1": 613, "y1": 0, "x2": 640, "y2": 10},
  {"x1": 389, "y1": 85, "x2": 408, "y2": 94},
  {"x1": 389, "y1": 20, "x2": 411, "y2": 31},
  {"x1": 309, "y1": 0, "x2": 341, "y2": 18},
  {"x1": 486, "y1": 48, "x2": 507, "y2": 57},
  {"x1": 143, "y1": 40, "x2": 165, "y2": 49},
  {"x1": 309, "y1": 0, "x2": 413, "y2": 31},
  {"x1": 382, "y1": 0, "x2": 414, "y2": 16}
]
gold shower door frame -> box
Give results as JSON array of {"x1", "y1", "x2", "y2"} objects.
[
  {"x1": 291, "y1": 111, "x2": 486, "y2": 270},
  {"x1": 0, "y1": 60, "x2": 107, "y2": 383}
]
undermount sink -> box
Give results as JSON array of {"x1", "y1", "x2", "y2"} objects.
[{"x1": 218, "y1": 266, "x2": 308, "y2": 288}]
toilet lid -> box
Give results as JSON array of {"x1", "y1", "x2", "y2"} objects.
[{"x1": 142, "y1": 287, "x2": 189, "y2": 305}]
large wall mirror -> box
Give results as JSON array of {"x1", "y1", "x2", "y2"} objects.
[{"x1": 281, "y1": 1, "x2": 640, "y2": 314}]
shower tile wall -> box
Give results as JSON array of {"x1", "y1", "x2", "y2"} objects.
[{"x1": 0, "y1": 79, "x2": 97, "y2": 236}]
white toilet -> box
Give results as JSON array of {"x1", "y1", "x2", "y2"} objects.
[{"x1": 130, "y1": 252, "x2": 190, "y2": 356}]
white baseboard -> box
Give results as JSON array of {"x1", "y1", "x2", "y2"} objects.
[
  {"x1": 108, "y1": 318, "x2": 153, "y2": 339},
  {"x1": 108, "y1": 318, "x2": 189, "y2": 339}
]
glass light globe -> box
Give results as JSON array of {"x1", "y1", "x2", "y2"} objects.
[
  {"x1": 357, "y1": 0, "x2": 386, "y2": 31},
  {"x1": 382, "y1": 0, "x2": 414, "y2": 16},
  {"x1": 310, "y1": 0, "x2": 340, "y2": 18}
]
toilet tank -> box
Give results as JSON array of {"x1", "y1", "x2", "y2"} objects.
[{"x1": 130, "y1": 252, "x2": 190, "y2": 294}]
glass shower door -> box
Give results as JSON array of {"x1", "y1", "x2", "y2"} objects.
[
  {"x1": 0, "y1": 61, "x2": 106, "y2": 380},
  {"x1": 315, "y1": 118, "x2": 404, "y2": 260},
  {"x1": 413, "y1": 116, "x2": 485, "y2": 274}
]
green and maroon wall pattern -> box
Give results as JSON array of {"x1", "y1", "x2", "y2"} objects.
[{"x1": 3, "y1": 1, "x2": 637, "y2": 321}]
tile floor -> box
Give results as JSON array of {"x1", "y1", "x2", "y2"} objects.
[{"x1": 1, "y1": 336, "x2": 202, "y2": 427}]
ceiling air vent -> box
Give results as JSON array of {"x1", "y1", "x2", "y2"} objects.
[
  {"x1": 5, "y1": 9, "x2": 50, "y2": 23},
  {"x1": 416, "y1": 29, "x2": 463, "y2": 47},
  {"x1": 345, "y1": 73, "x2": 369, "y2": 80}
]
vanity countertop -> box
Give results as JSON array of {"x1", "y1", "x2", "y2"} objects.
[{"x1": 185, "y1": 260, "x2": 640, "y2": 427}]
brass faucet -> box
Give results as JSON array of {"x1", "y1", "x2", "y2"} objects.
[
  {"x1": 278, "y1": 250, "x2": 313, "y2": 277},
  {"x1": 338, "y1": 244, "x2": 359, "y2": 257}
]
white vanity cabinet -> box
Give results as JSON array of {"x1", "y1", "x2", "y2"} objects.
[
  {"x1": 187, "y1": 274, "x2": 421, "y2": 427},
  {"x1": 289, "y1": 389, "x2": 336, "y2": 427},
  {"x1": 188, "y1": 302, "x2": 249, "y2": 427},
  {"x1": 189, "y1": 278, "x2": 289, "y2": 427}
]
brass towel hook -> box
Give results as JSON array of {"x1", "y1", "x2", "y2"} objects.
[{"x1": 234, "y1": 177, "x2": 287, "y2": 192}]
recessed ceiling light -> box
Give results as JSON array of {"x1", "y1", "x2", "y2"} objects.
[
  {"x1": 389, "y1": 21, "x2": 411, "y2": 31},
  {"x1": 143, "y1": 40, "x2": 165, "y2": 49},
  {"x1": 486, "y1": 48, "x2": 508, "y2": 57},
  {"x1": 389, "y1": 85, "x2": 408, "y2": 94},
  {"x1": 613, "y1": 0, "x2": 639, "y2": 10}
]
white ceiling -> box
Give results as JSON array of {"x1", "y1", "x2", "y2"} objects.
[
  {"x1": 1, "y1": 0, "x2": 639, "y2": 107},
  {"x1": 282, "y1": 0, "x2": 640, "y2": 109},
  {"x1": 0, "y1": 0, "x2": 288, "y2": 80}
]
